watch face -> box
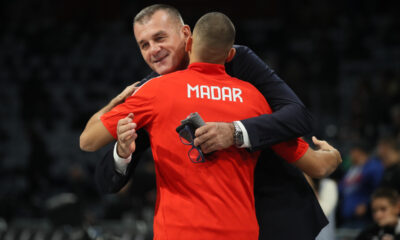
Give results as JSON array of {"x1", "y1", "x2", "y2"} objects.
[
  {"x1": 234, "y1": 123, "x2": 244, "y2": 146},
  {"x1": 236, "y1": 132, "x2": 244, "y2": 145}
]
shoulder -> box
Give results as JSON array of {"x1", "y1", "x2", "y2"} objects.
[
  {"x1": 227, "y1": 44, "x2": 275, "y2": 82},
  {"x1": 232, "y1": 45, "x2": 256, "y2": 62},
  {"x1": 139, "y1": 71, "x2": 160, "y2": 86},
  {"x1": 138, "y1": 70, "x2": 186, "y2": 89},
  {"x1": 233, "y1": 44, "x2": 251, "y2": 54},
  {"x1": 230, "y1": 75, "x2": 258, "y2": 90}
]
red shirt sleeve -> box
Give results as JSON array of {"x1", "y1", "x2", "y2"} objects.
[
  {"x1": 100, "y1": 80, "x2": 158, "y2": 139},
  {"x1": 271, "y1": 138, "x2": 309, "y2": 163}
]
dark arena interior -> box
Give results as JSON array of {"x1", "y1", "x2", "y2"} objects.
[{"x1": 0, "y1": 0, "x2": 399, "y2": 239}]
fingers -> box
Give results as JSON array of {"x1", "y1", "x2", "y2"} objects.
[
  {"x1": 118, "y1": 122, "x2": 136, "y2": 136},
  {"x1": 116, "y1": 114, "x2": 138, "y2": 158},
  {"x1": 119, "y1": 128, "x2": 136, "y2": 141},
  {"x1": 194, "y1": 123, "x2": 211, "y2": 138},
  {"x1": 312, "y1": 136, "x2": 326, "y2": 148},
  {"x1": 312, "y1": 136, "x2": 336, "y2": 153},
  {"x1": 121, "y1": 82, "x2": 141, "y2": 100},
  {"x1": 194, "y1": 124, "x2": 213, "y2": 147},
  {"x1": 312, "y1": 136, "x2": 321, "y2": 145},
  {"x1": 129, "y1": 81, "x2": 141, "y2": 96},
  {"x1": 201, "y1": 140, "x2": 219, "y2": 154},
  {"x1": 194, "y1": 124, "x2": 217, "y2": 154},
  {"x1": 127, "y1": 112, "x2": 134, "y2": 120},
  {"x1": 132, "y1": 81, "x2": 141, "y2": 87},
  {"x1": 193, "y1": 122, "x2": 234, "y2": 154},
  {"x1": 117, "y1": 113, "x2": 137, "y2": 140}
]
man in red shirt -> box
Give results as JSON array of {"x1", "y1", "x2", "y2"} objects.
[
  {"x1": 80, "y1": 11, "x2": 341, "y2": 240},
  {"x1": 82, "y1": 12, "x2": 302, "y2": 239}
]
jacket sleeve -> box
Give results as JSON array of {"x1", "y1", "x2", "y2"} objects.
[
  {"x1": 226, "y1": 45, "x2": 313, "y2": 150},
  {"x1": 95, "y1": 128, "x2": 151, "y2": 194}
]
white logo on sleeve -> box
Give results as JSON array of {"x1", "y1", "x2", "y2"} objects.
[{"x1": 187, "y1": 84, "x2": 243, "y2": 102}]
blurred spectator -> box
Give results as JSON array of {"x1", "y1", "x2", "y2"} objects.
[
  {"x1": 356, "y1": 187, "x2": 400, "y2": 240},
  {"x1": 339, "y1": 141, "x2": 384, "y2": 228},
  {"x1": 379, "y1": 137, "x2": 400, "y2": 192}
]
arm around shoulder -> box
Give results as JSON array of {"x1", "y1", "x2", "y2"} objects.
[
  {"x1": 229, "y1": 45, "x2": 313, "y2": 149},
  {"x1": 80, "y1": 82, "x2": 141, "y2": 151}
]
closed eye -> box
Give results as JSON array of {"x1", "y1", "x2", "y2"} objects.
[
  {"x1": 140, "y1": 42, "x2": 149, "y2": 50},
  {"x1": 155, "y1": 36, "x2": 165, "y2": 42}
]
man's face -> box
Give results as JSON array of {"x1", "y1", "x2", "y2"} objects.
[
  {"x1": 372, "y1": 198, "x2": 399, "y2": 227},
  {"x1": 134, "y1": 10, "x2": 189, "y2": 75}
]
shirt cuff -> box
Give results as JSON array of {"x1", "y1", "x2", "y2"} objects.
[
  {"x1": 113, "y1": 142, "x2": 131, "y2": 175},
  {"x1": 234, "y1": 121, "x2": 251, "y2": 148}
]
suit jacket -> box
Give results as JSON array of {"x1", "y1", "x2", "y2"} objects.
[{"x1": 95, "y1": 45, "x2": 328, "y2": 240}]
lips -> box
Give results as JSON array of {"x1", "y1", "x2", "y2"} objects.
[{"x1": 152, "y1": 50, "x2": 169, "y2": 63}]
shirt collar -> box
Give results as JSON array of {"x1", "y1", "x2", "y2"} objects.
[{"x1": 188, "y1": 62, "x2": 226, "y2": 75}]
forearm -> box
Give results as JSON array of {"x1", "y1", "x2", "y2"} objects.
[
  {"x1": 80, "y1": 81, "x2": 142, "y2": 152},
  {"x1": 80, "y1": 98, "x2": 119, "y2": 151},
  {"x1": 295, "y1": 148, "x2": 342, "y2": 179}
]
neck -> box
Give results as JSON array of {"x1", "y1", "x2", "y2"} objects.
[
  {"x1": 188, "y1": 55, "x2": 225, "y2": 65},
  {"x1": 179, "y1": 53, "x2": 190, "y2": 70}
]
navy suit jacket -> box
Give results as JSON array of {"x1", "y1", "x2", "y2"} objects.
[{"x1": 95, "y1": 45, "x2": 328, "y2": 240}]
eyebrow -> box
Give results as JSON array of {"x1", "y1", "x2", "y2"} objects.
[{"x1": 138, "y1": 30, "x2": 168, "y2": 46}]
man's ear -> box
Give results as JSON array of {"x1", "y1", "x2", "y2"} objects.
[
  {"x1": 185, "y1": 36, "x2": 193, "y2": 53},
  {"x1": 182, "y1": 25, "x2": 191, "y2": 41},
  {"x1": 225, "y1": 48, "x2": 236, "y2": 63}
]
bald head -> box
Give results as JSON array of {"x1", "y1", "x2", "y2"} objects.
[{"x1": 191, "y1": 12, "x2": 236, "y2": 63}]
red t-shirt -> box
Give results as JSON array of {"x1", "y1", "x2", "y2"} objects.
[{"x1": 101, "y1": 63, "x2": 308, "y2": 240}]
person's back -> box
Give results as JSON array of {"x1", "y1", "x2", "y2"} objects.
[
  {"x1": 100, "y1": 12, "x2": 265, "y2": 240},
  {"x1": 132, "y1": 65, "x2": 266, "y2": 239}
]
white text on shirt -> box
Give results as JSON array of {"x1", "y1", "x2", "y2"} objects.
[{"x1": 187, "y1": 84, "x2": 243, "y2": 102}]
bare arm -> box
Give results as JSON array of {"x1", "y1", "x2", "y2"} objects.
[
  {"x1": 293, "y1": 137, "x2": 342, "y2": 179},
  {"x1": 80, "y1": 82, "x2": 139, "y2": 152},
  {"x1": 79, "y1": 112, "x2": 115, "y2": 152}
]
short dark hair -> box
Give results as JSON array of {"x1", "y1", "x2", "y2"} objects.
[
  {"x1": 192, "y1": 12, "x2": 236, "y2": 63},
  {"x1": 134, "y1": 4, "x2": 183, "y2": 25},
  {"x1": 372, "y1": 187, "x2": 399, "y2": 205}
]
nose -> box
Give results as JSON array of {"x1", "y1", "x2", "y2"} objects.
[
  {"x1": 374, "y1": 211, "x2": 383, "y2": 220},
  {"x1": 150, "y1": 43, "x2": 161, "y2": 55}
]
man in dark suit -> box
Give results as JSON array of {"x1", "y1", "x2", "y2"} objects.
[{"x1": 81, "y1": 4, "x2": 340, "y2": 240}]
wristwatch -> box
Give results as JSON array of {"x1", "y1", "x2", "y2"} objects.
[{"x1": 233, "y1": 121, "x2": 244, "y2": 147}]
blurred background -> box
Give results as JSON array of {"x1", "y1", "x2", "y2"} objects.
[{"x1": 0, "y1": 0, "x2": 399, "y2": 239}]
